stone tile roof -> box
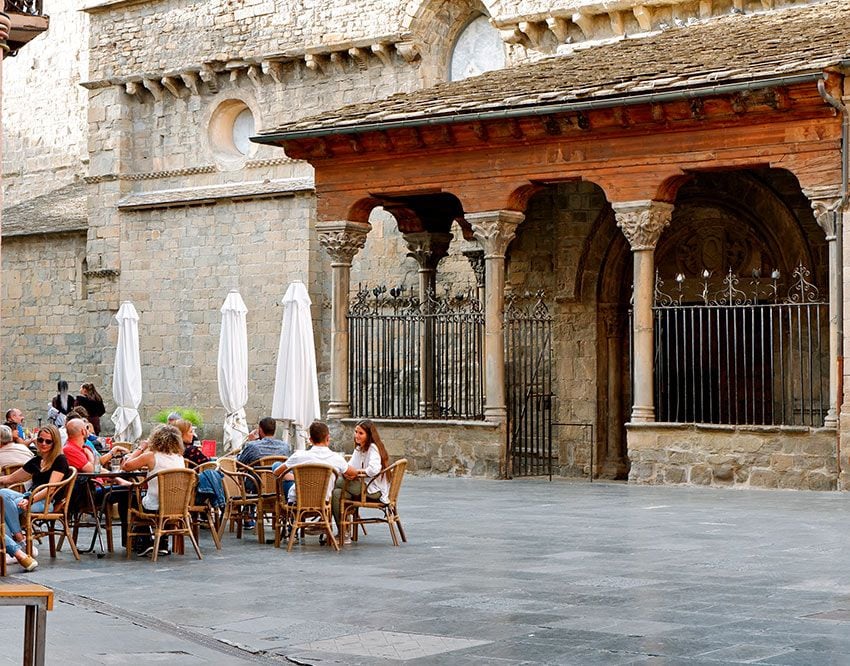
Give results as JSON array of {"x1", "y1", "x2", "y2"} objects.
[
  {"x1": 260, "y1": 0, "x2": 850, "y2": 139},
  {"x1": 2, "y1": 182, "x2": 88, "y2": 237}
]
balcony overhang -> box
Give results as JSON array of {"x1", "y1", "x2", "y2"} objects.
[{"x1": 5, "y1": 6, "x2": 49, "y2": 55}]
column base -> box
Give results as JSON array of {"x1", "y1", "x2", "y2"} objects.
[
  {"x1": 599, "y1": 458, "x2": 629, "y2": 480},
  {"x1": 630, "y1": 405, "x2": 655, "y2": 422},
  {"x1": 484, "y1": 405, "x2": 507, "y2": 423},
  {"x1": 824, "y1": 408, "x2": 838, "y2": 428},
  {"x1": 326, "y1": 403, "x2": 351, "y2": 421}
]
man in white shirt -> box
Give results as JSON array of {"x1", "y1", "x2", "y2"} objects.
[
  {"x1": 0, "y1": 424, "x2": 33, "y2": 468},
  {"x1": 272, "y1": 421, "x2": 347, "y2": 503}
]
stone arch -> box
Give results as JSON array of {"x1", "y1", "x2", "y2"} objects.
[{"x1": 402, "y1": 0, "x2": 500, "y2": 84}]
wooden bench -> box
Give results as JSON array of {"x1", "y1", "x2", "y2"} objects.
[{"x1": 0, "y1": 583, "x2": 54, "y2": 666}]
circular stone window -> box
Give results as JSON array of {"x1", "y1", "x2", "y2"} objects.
[
  {"x1": 208, "y1": 99, "x2": 257, "y2": 165},
  {"x1": 449, "y1": 14, "x2": 506, "y2": 82}
]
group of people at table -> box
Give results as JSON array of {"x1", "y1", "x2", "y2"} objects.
[{"x1": 0, "y1": 392, "x2": 391, "y2": 572}]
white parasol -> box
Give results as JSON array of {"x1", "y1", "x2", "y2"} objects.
[
  {"x1": 271, "y1": 281, "x2": 321, "y2": 450},
  {"x1": 218, "y1": 290, "x2": 249, "y2": 453},
  {"x1": 111, "y1": 301, "x2": 143, "y2": 442}
]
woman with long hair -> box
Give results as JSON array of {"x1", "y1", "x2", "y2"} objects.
[
  {"x1": 51, "y1": 379, "x2": 75, "y2": 415},
  {"x1": 0, "y1": 425, "x2": 71, "y2": 571},
  {"x1": 76, "y1": 382, "x2": 106, "y2": 435},
  {"x1": 331, "y1": 419, "x2": 391, "y2": 543}
]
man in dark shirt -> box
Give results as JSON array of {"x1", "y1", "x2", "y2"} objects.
[
  {"x1": 4, "y1": 408, "x2": 34, "y2": 446},
  {"x1": 237, "y1": 417, "x2": 291, "y2": 466}
]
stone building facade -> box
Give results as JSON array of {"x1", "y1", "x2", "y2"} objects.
[{"x1": 2, "y1": 0, "x2": 844, "y2": 489}]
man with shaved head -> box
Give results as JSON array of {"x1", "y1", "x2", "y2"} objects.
[{"x1": 62, "y1": 418, "x2": 94, "y2": 472}]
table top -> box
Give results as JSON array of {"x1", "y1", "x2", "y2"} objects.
[
  {"x1": 0, "y1": 584, "x2": 54, "y2": 609},
  {"x1": 76, "y1": 470, "x2": 146, "y2": 479}
]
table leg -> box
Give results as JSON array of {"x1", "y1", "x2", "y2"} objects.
[
  {"x1": 34, "y1": 603, "x2": 47, "y2": 666},
  {"x1": 23, "y1": 604, "x2": 35, "y2": 666}
]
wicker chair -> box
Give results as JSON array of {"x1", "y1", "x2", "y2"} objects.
[
  {"x1": 340, "y1": 459, "x2": 408, "y2": 547},
  {"x1": 23, "y1": 467, "x2": 81, "y2": 560},
  {"x1": 218, "y1": 467, "x2": 260, "y2": 539},
  {"x1": 188, "y1": 462, "x2": 223, "y2": 550},
  {"x1": 286, "y1": 463, "x2": 340, "y2": 552},
  {"x1": 0, "y1": 463, "x2": 27, "y2": 493},
  {"x1": 255, "y1": 455, "x2": 288, "y2": 467},
  {"x1": 126, "y1": 468, "x2": 201, "y2": 562}
]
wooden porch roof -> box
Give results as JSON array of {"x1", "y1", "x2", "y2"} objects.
[{"x1": 256, "y1": 0, "x2": 850, "y2": 143}]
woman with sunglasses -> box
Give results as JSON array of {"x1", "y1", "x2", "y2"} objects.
[{"x1": 0, "y1": 424, "x2": 71, "y2": 571}]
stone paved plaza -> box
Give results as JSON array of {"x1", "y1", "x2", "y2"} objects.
[{"x1": 2, "y1": 477, "x2": 850, "y2": 664}]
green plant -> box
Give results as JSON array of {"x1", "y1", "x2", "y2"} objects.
[{"x1": 153, "y1": 407, "x2": 204, "y2": 428}]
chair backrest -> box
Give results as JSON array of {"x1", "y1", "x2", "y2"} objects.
[
  {"x1": 0, "y1": 464, "x2": 26, "y2": 492},
  {"x1": 255, "y1": 455, "x2": 288, "y2": 467},
  {"x1": 219, "y1": 469, "x2": 256, "y2": 500},
  {"x1": 292, "y1": 464, "x2": 337, "y2": 509},
  {"x1": 386, "y1": 458, "x2": 407, "y2": 504},
  {"x1": 256, "y1": 469, "x2": 278, "y2": 495},
  {"x1": 30, "y1": 467, "x2": 78, "y2": 516},
  {"x1": 153, "y1": 468, "x2": 196, "y2": 517},
  {"x1": 195, "y1": 461, "x2": 218, "y2": 474},
  {"x1": 217, "y1": 457, "x2": 237, "y2": 474}
]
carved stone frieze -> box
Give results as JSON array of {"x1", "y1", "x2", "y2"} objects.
[
  {"x1": 460, "y1": 242, "x2": 486, "y2": 288},
  {"x1": 317, "y1": 221, "x2": 372, "y2": 265},
  {"x1": 613, "y1": 201, "x2": 674, "y2": 251},
  {"x1": 402, "y1": 231, "x2": 452, "y2": 271},
  {"x1": 467, "y1": 210, "x2": 525, "y2": 258}
]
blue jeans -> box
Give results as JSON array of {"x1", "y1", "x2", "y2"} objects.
[
  {"x1": 4, "y1": 533, "x2": 22, "y2": 556},
  {"x1": 0, "y1": 488, "x2": 46, "y2": 538},
  {"x1": 270, "y1": 462, "x2": 294, "y2": 501}
]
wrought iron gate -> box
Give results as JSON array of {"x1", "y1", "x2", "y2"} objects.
[{"x1": 505, "y1": 292, "x2": 554, "y2": 478}]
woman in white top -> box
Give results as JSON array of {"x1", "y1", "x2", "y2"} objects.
[
  {"x1": 122, "y1": 425, "x2": 185, "y2": 511},
  {"x1": 331, "y1": 419, "x2": 391, "y2": 539}
]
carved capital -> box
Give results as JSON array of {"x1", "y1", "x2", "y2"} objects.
[
  {"x1": 601, "y1": 307, "x2": 625, "y2": 338},
  {"x1": 467, "y1": 210, "x2": 525, "y2": 258},
  {"x1": 402, "y1": 231, "x2": 452, "y2": 271},
  {"x1": 613, "y1": 200, "x2": 673, "y2": 251},
  {"x1": 460, "y1": 240, "x2": 486, "y2": 288},
  {"x1": 804, "y1": 187, "x2": 844, "y2": 241},
  {"x1": 317, "y1": 221, "x2": 371, "y2": 265}
]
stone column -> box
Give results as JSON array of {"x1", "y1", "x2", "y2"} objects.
[
  {"x1": 612, "y1": 200, "x2": 673, "y2": 422},
  {"x1": 600, "y1": 307, "x2": 627, "y2": 478},
  {"x1": 467, "y1": 210, "x2": 524, "y2": 422},
  {"x1": 403, "y1": 231, "x2": 452, "y2": 418},
  {"x1": 317, "y1": 221, "x2": 371, "y2": 420},
  {"x1": 460, "y1": 239, "x2": 486, "y2": 304},
  {"x1": 811, "y1": 194, "x2": 844, "y2": 428}
]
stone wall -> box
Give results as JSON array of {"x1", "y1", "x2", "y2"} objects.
[
  {"x1": 627, "y1": 423, "x2": 839, "y2": 490},
  {"x1": 2, "y1": 0, "x2": 88, "y2": 207},
  {"x1": 338, "y1": 418, "x2": 503, "y2": 477}
]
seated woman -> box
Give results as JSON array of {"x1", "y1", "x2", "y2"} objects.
[
  {"x1": 121, "y1": 425, "x2": 185, "y2": 555},
  {"x1": 331, "y1": 419, "x2": 391, "y2": 543},
  {"x1": 175, "y1": 419, "x2": 209, "y2": 467},
  {"x1": 0, "y1": 425, "x2": 72, "y2": 571}
]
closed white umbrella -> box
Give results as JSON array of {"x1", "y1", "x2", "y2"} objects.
[
  {"x1": 218, "y1": 290, "x2": 249, "y2": 453},
  {"x1": 271, "y1": 281, "x2": 320, "y2": 450},
  {"x1": 111, "y1": 301, "x2": 142, "y2": 442}
]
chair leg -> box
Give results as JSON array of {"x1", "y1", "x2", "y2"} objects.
[
  {"x1": 151, "y1": 527, "x2": 162, "y2": 562},
  {"x1": 104, "y1": 508, "x2": 114, "y2": 554},
  {"x1": 286, "y1": 511, "x2": 300, "y2": 552},
  {"x1": 394, "y1": 512, "x2": 407, "y2": 543},
  {"x1": 256, "y1": 504, "x2": 265, "y2": 544},
  {"x1": 217, "y1": 503, "x2": 230, "y2": 540},
  {"x1": 63, "y1": 520, "x2": 81, "y2": 560},
  {"x1": 206, "y1": 507, "x2": 222, "y2": 550},
  {"x1": 324, "y1": 512, "x2": 339, "y2": 552},
  {"x1": 185, "y1": 517, "x2": 203, "y2": 560},
  {"x1": 48, "y1": 523, "x2": 57, "y2": 558}
]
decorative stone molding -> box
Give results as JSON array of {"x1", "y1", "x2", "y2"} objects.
[
  {"x1": 613, "y1": 200, "x2": 674, "y2": 251},
  {"x1": 467, "y1": 210, "x2": 525, "y2": 259},
  {"x1": 805, "y1": 186, "x2": 845, "y2": 241},
  {"x1": 83, "y1": 173, "x2": 120, "y2": 185},
  {"x1": 83, "y1": 268, "x2": 121, "y2": 279},
  {"x1": 244, "y1": 156, "x2": 299, "y2": 169},
  {"x1": 460, "y1": 242, "x2": 486, "y2": 289},
  {"x1": 402, "y1": 232, "x2": 452, "y2": 271},
  {"x1": 317, "y1": 221, "x2": 371, "y2": 266},
  {"x1": 117, "y1": 177, "x2": 314, "y2": 210}
]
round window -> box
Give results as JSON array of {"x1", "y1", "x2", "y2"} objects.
[{"x1": 208, "y1": 100, "x2": 257, "y2": 164}]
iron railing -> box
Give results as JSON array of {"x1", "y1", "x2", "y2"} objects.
[
  {"x1": 6, "y1": 0, "x2": 43, "y2": 15},
  {"x1": 348, "y1": 285, "x2": 484, "y2": 420},
  {"x1": 650, "y1": 265, "x2": 828, "y2": 427}
]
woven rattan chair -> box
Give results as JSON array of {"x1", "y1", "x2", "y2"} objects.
[
  {"x1": 286, "y1": 463, "x2": 339, "y2": 552},
  {"x1": 189, "y1": 463, "x2": 223, "y2": 550},
  {"x1": 126, "y1": 468, "x2": 201, "y2": 562},
  {"x1": 255, "y1": 455, "x2": 288, "y2": 467},
  {"x1": 340, "y1": 459, "x2": 408, "y2": 547},
  {"x1": 24, "y1": 467, "x2": 81, "y2": 560},
  {"x1": 216, "y1": 457, "x2": 238, "y2": 474},
  {"x1": 218, "y1": 467, "x2": 260, "y2": 539},
  {"x1": 254, "y1": 468, "x2": 282, "y2": 544},
  {"x1": 0, "y1": 463, "x2": 27, "y2": 493}
]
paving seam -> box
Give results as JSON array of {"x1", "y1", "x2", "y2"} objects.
[{"x1": 7, "y1": 574, "x2": 287, "y2": 664}]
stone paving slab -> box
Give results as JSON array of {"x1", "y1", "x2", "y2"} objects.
[{"x1": 2, "y1": 477, "x2": 850, "y2": 664}]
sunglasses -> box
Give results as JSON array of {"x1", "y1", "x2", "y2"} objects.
[{"x1": 36, "y1": 436, "x2": 53, "y2": 444}]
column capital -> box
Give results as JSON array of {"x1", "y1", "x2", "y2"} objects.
[
  {"x1": 460, "y1": 240, "x2": 486, "y2": 289},
  {"x1": 467, "y1": 210, "x2": 525, "y2": 258},
  {"x1": 804, "y1": 187, "x2": 844, "y2": 241},
  {"x1": 402, "y1": 231, "x2": 453, "y2": 271},
  {"x1": 317, "y1": 221, "x2": 371, "y2": 265},
  {"x1": 612, "y1": 200, "x2": 673, "y2": 251}
]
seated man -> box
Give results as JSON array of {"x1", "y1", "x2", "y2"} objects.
[
  {"x1": 272, "y1": 421, "x2": 347, "y2": 504},
  {"x1": 237, "y1": 417, "x2": 291, "y2": 466},
  {"x1": 0, "y1": 424, "x2": 33, "y2": 468},
  {"x1": 3, "y1": 408, "x2": 34, "y2": 446}
]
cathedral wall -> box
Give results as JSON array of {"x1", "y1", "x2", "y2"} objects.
[{"x1": 2, "y1": 0, "x2": 88, "y2": 207}]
